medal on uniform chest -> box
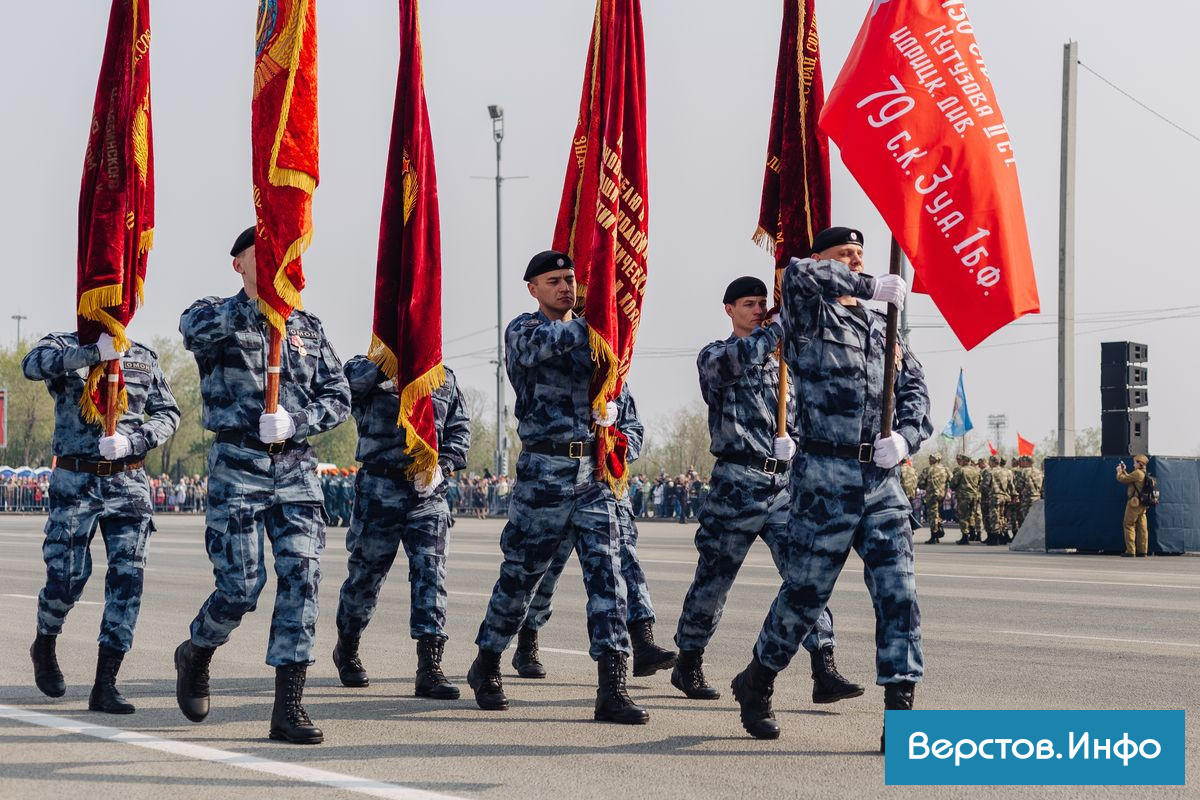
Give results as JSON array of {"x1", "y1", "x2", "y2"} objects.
[{"x1": 289, "y1": 333, "x2": 308, "y2": 358}]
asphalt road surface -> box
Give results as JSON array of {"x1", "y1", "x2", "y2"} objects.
[{"x1": 1, "y1": 514, "x2": 1196, "y2": 799}]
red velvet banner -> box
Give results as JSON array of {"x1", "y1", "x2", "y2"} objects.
[
  {"x1": 368, "y1": 0, "x2": 444, "y2": 480},
  {"x1": 755, "y1": 0, "x2": 831, "y2": 282},
  {"x1": 252, "y1": 0, "x2": 319, "y2": 334},
  {"x1": 820, "y1": 0, "x2": 1039, "y2": 350},
  {"x1": 552, "y1": 0, "x2": 649, "y2": 493},
  {"x1": 76, "y1": 0, "x2": 154, "y2": 425}
]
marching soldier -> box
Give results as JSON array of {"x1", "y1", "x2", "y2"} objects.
[
  {"x1": 1010, "y1": 456, "x2": 1029, "y2": 534},
  {"x1": 468, "y1": 250, "x2": 647, "y2": 724},
  {"x1": 1018, "y1": 455, "x2": 1043, "y2": 529},
  {"x1": 730, "y1": 227, "x2": 932, "y2": 748},
  {"x1": 991, "y1": 457, "x2": 1015, "y2": 545},
  {"x1": 950, "y1": 454, "x2": 982, "y2": 545},
  {"x1": 980, "y1": 456, "x2": 997, "y2": 544},
  {"x1": 899, "y1": 459, "x2": 919, "y2": 506},
  {"x1": 23, "y1": 331, "x2": 180, "y2": 713},
  {"x1": 673, "y1": 276, "x2": 861, "y2": 706},
  {"x1": 511, "y1": 384, "x2": 676, "y2": 681},
  {"x1": 331, "y1": 358, "x2": 471, "y2": 699},
  {"x1": 917, "y1": 454, "x2": 950, "y2": 544},
  {"x1": 173, "y1": 227, "x2": 351, "y2": 744}
]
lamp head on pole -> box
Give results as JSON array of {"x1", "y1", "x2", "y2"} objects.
[{"x1": 489, "y1": 104, "x2": 504, "y2": 143}]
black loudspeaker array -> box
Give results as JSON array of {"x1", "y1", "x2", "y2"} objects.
[{"x1": 1100, "y1": 341, "x2": 1149, "y2": 456}]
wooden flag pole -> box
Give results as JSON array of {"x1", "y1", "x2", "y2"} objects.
[
  {"x1": 879, "y1": 237, "x2": 903, "y2": 439},
  {"x1": 775, "y1": 268, "x2": 788, "y2": 437},
  {"x1": 265, "y1": 327, "x2": 282, "y2": 414},
  {"x1": 103, "y1": 360, "x2": 120, "y2": 437}
]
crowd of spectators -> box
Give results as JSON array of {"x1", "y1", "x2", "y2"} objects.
[{"x1": 1, "y1": 472, "x2": 206, "y2": 513}]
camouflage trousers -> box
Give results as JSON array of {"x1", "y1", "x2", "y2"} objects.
[
  {"x1": 336, "y1": 472, "x2": 451, "y2": 640},
  {"x1": 676, "y1": 462, "x2": 833, "y2": 654},
  {"x1": 1015, "y1": 498, "x2": 1036, "y2": 532},
  {"x1": 476, "y1": 456, "x2": 630, "y2": 660},
  {"x1": 189, "y1": 443, "x2": 327, "y2": 667},
  {"x1": 955, "y1": 495, "x2": 980, "y2": 537},
  {"x1": 983, "y1": 499, "x2": 1010, "y2": 538},
  {"x1": 37, "y1": 468, "x2": 154, "y2": 652},
  {"x1": 522, "y1": 497, "x2": 653, "y2": 631},
  {"x1": 755, "y1": 457, "x2": 922, "y2": 684},
  {"x1": 923, "y1": 496, "x2": 943, "y2": 534}
]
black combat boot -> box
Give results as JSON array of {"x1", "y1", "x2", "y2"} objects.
[
  {"x1": 956, "y1": 532, "x2": 970, "y2": 545},
  {"x1": 467, "y1": 647, "x2": 509, "y2": 710},
  {"x1": 594, "y1": 651, "x2": 649, "y2": 724},
  {"x1": 332, "y1": 631, "x2": 369, "y2": 687},
  {"x1": 670, "y1": 648, "x2": 720, "y2": 700},
  {"x1": 88, "y1": 646, "x2": 135, "y2": 714},
  {"x1": 414, "y1": 634, "x2": 460, "y2": 700},
  {"x1": 269, "y1": 663, "x2": 323, "y2": 744},
  {"x1": 629, "y1": 619, "x2": 677, "y2": 677},
  {"x1": 511, "y1": 626, "x2": 546, "y2": 679},
  {"x1": 810, "y1": 645, "x2": 865, "y2": 704},
  {"x1": 30, "y1": 632, "x2": 66, "y2": 698},
  {"x1": 731, "y1": 655, "x2": 780, "y2": 740},
  {"x1": 880, "y1": 681, "x2": 917, "y2": 753},
  {"x1": 174, "y1": 639, "x2": 216, "y2": 722}
]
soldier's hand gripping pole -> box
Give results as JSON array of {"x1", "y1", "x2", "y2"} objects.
[
  {"x1": 265, "y1": 327, "x2": 282, "y2": 414},
  {"x1": 103, "y1": 360, "x2": 121, "y2": 437},
  {"x1": 879, "y1": 237, "x2": 903, "y2": 439}
]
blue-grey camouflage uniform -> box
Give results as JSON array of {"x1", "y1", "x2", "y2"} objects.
[
  {"x1": 475, "y1": 311, "x2": 630, "y2": 660},
  {"x1": 674, "y1": 323, "x2": 834, "y2": 655},
  {"x1": 181, "y1": 290, "x2": 350, "y2": 667},
  {"x1": 521, "y1": 384, "x2": 654, "y2": 631},
  {"x1": 335, "y1": 357, "x2": 470, "y2": 640},
  {"x1": 754, "y1": 258, "x2": 932, "y2": 683},
  {"x1": 22, "y1": 333, "x2": 180, "y2": 652}
]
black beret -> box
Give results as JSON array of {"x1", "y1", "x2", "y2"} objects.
[
  {"x1": 523, "y1": 250, "x2": 573, "y2": 282},
  {"x1": 230, "y1": 226, "x2": 256, "y2": 257},
  {"x1": 722, "y1": 276, "x2": 768, "y2": 305},
  {"x1": 810, "y1": 226, "x2": 865, "y2": 255}
]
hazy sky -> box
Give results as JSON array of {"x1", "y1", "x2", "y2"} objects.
[{"x1": 2, "y1": 1, "x2": 1198, "y2": 455}]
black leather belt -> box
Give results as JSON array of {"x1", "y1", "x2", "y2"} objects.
[
  {"x1": 360, "y1": 463, "x2": 409, "y2": 480},
  {"x1": 801, "y1": 439, "x2": 876, "y2": 463},
  {"x1": 57, "y1": 456, "x2": 145, "y2": 476},
  {"x1": 523, "y1": 440, "x2": 595, "y2": 459},
  {"x1": 216, "y1": 430, "x2": 308, "y2": 456},
  {"x1": 720, "y1": 453, "x2": 790, "y2": 475}
]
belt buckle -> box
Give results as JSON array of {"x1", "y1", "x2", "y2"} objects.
[
  {"x1": 568, "y1": 441, "x2": 584, "y2": 459},
  {"x1": 95, "y1": 461, "x2": 113, "y2": 477},
  {"x1": 762, "y1": 457, "x2": 779, "y2": 474},
  {"x1": 267, "y1": 441, "x2": 286, "y2": 456},
  {"x1": 857, "y1": 443, "x2": 874, "y2": 464}
]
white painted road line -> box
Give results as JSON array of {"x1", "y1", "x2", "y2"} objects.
[
  {"x1": 0, "y1": 704, "x2": 469, "y2": 800},
  {"x1": 991, "y1": 630, "x2": 1200, "y2": 649},
  {"x1": 3, "y1": 593, "x2": 101, "y2": 606},
  {"x1": 919, "y1": 573, "x2": 1197, "y2": 590}
]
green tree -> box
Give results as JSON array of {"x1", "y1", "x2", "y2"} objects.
[
  {"x1": 0, "y1": 338, "x2": 56, "y2": 467},
  {"x1": 638, "y1": 403, "x2": 714, "y2": 478}
]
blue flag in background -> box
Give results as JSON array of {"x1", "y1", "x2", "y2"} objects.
[{"x1": 942, "y1": 369, "x2": 973, "y2": 438}]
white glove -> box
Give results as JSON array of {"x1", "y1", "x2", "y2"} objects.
[
  {"x1": 592, "y1": 401, "x2": 619, "y2": 428},
  {"x1": 96, "y1": 333, "x2": 125, "y2": 362},
  {"x1": 98, "y1": 433, "x2": 132, "y2": 461},
  {"x1": 258, "y1": 408, "x2": 296, "y2": 444},
  {"x1": 871, "y1": 274, "x2": 907, "y2": 310},
  {"x1": 414, "y1": 467, "x2": 445, "y2": 498},
  {"x1": 872, "y1": 431, "x2": 910, "y2": 470},
  {"x1": 768, "y1": 311, "x2": 783, "y2": 328},
  {"x1": 772, "y1": 436, "x2": 797, "y2": 461}
]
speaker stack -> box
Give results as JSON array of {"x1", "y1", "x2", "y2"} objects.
[{"x1": 1100, "y1": 341, "x2": 1149, "y2": 456}]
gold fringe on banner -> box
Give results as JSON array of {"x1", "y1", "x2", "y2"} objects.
[
  {"x1": 587, "y1": 325, "x2": 629, "y2": 496},
  {"x1": 396, "y1": 363, "x2": 446, "y2": 480},
  {"x1": 78, "y1": 363, "x2": 129, "y2": 427},
  {"x1": 138, "y1": 228, "x2": 154, "y2": 255},
  {"x1": 366, "y1": 333, "x2": 399, "y2": 379},
  {"x1": 77, "y1": 284, "x2": 131, "y2": 351}
]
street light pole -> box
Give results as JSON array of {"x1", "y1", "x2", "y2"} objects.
[
  {"x1": 489, "y1": 105, "x2": 507, "y2": 477},
  {"x1": 12, "y1": 314, "x2": 27, "y2": 347}
]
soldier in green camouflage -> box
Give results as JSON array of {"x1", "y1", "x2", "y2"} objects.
[
  {"x1": 899, "y1": 459, "x2": 918, "y2": 505},
  {"x1": 917, "y1": 455, "x2": 950, "y2": 543},
  {"x1": 949, "y1": 454, "x2": 981, "y2": 545},
  {"x1": 1012, "y1": 455, "x2": 1043, "y2": 532}
]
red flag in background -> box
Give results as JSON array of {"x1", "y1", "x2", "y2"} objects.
[
  {"x1": 754, "y1": 0, "x2": 831, "y2": 281},
  {"x1": 367, "y1": 0, "x2": 444, "y2": 480},
  {"x1": 819, "y1": 0, "x2": 1039, "y2": 350},
  {"x1": 553, "y1": 0, "x2": 649, "y2": 493},
  {"x1": 76, "y1": 0, "x2": 154, "y2": 426},
  {"x1": 252, "y1": 0, "x2": 318, "y2": 334},
  {"x1": 987, "y1": 440, "x2": 998, "y2": 457},
  {"x1": 1017, "y1": 433, "x2": 1035, "y2": 457}
]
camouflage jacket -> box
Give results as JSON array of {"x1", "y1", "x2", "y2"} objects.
[
  {"x1": 616, "y1": 384, "x2": 645, "y2": 463},
  {"x1": 780, "y1": 258, "x2": 932, "y2": 455},
  {"x1": 22, "y1": 333, "x2": 180, "y2": 459},
  {"x1": 991, "y1": 466, "x2": 1014, "y2": 502},
  {"x1": 697, "y1": 322, "x2": 797, "y2": 461},
  {"x1": 918, "y1": 464, "x2": 951, "y2": 498},
  {"x1": 1023, "y1": 467, "x2": 1044, "y2": 500},
  {"x1": 899, "y1": 463, "x2": 919, "y2": 498},
  {"x1": 344, "y1": 356, "x2": 471, "y2": 471},
  {"x1": 505, "y1": 310, "x2": 594, "y2": 446},
  {"x1": 179, "y1": 290, "x2": 350, "y2": 442},
  {"x1": 949, "y1": 464, "x2": 981, "y2": 498}
]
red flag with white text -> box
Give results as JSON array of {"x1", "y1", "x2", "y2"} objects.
[{"x1": 819, "y1": 0, "x2": 1039, "y2": 349}]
